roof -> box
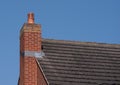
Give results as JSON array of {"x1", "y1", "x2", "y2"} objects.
[{"x1": 37, "y1": 39, "x2": 120, "y2": 85}]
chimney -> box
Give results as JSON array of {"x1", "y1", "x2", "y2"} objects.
[
  {"x1": 27, "y1": 13, "x2": 34, "y2": 24},
  {"x1": 19, "y1": 13, "x2": 41, "y2": 85}
]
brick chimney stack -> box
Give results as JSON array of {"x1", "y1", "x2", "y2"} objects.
[{"x1": 19, "y1": 13, "x2": 41, "y2": 85}]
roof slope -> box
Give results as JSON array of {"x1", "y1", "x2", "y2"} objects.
[{"x1": 37, "y1": 39, "x2": 120, "y2": 85}]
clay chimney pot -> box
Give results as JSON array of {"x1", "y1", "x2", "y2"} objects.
[{"x1": 27, "y1": 13, "x2": 34, "y2": 24}]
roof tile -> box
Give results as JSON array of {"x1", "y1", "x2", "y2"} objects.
[{"x1": 37, "y1": 39, "x2": 120, "y2": 85}]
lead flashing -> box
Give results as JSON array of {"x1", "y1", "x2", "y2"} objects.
[{"x1": 21, "y1": 51, "x2": 45, "y2": 58}]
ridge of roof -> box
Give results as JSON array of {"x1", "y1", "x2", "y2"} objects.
[{"x1": 42, "y1": 38, "x2": 120, "y2": 48}]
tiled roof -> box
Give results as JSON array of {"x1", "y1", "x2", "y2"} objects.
[{"x1": 37, "y1": 39, "x2": 120, "y2": 85}]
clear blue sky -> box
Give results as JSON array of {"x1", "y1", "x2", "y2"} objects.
[{"x1": 0, "y1": 0, "x2": 120, "y2": 85}]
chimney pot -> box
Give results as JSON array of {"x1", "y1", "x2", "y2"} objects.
[{"x1": 27, "y1": 13, "x2": 34, "y2": 24}]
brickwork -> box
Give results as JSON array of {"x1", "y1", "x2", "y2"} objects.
[
  {"x1": 37, "y1": 63, "x2": 48, "y2": 85},
  {"x1": 24, "y1": 57, "x2": 37, "y2": 85},
  {"x1": 20, "y1": 23, "x2": 41, "y2": 52},
  {"x1": 19, "y1": 22, "x2": 47, "y2": 85}
]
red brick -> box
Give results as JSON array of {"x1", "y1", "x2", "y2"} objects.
[{"x1": 19, "y1": 13, "x2": 47, "y2": 85}]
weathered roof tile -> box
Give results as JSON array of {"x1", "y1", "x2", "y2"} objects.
[{"x1": 37, "y1": 39, "x2": 120, "y2": 85}]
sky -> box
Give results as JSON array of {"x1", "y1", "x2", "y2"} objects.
[{"x1": 0, "y1": 0, "x2": 120, "y2": 85}]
